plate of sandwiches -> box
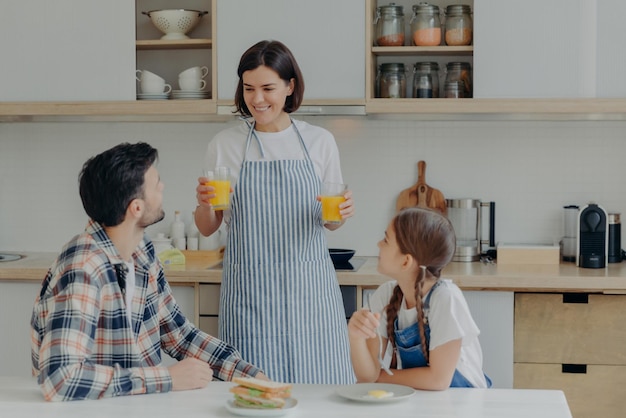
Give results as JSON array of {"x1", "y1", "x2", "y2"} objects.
[{"x1": 226, "y1": 377, "x2": 297, "y2": 417}]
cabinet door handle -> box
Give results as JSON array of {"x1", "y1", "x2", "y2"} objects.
[
  {"x1": 562, "y1": 364, "x2": 587, "y2": 374},
  {"x1": 562, "y1": 293, "x2": 588, "y2": 304}
]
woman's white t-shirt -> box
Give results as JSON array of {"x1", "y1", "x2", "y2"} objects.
[
  {"x1": 204, "y1": 118, "x2": 343, "y2": 184},
  {"x1": 366, "y1": 279, "x2": 488, "y2": 388}
]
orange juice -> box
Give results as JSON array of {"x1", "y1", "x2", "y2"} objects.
[
  {"x1": 321, "y1": 195, "x2": 345, "y2": 224},
  {"x1": 207, "y1": 179, "x2": 230, "y2": 210}
]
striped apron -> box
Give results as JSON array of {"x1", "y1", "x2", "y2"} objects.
[{"x1": 218, "y1": 120, "x2": 354, "y2": 384}]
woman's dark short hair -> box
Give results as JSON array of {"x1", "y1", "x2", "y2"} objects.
[
  {"x1": 234, "y1": 40, "x2": 305, "y2": 116},
  {"x1": 79, "y1": 142, "x2": 158, "y2": 227}
]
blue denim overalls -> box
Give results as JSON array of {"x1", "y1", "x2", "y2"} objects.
[{"x1": 393, "y1": 281, "x2": 492, "y2": 387}]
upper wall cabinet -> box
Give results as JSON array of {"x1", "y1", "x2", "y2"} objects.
[
  {"x1": 215, "y1": 0, "x2": 365, "y2": 109},
  {"x1": 0, "y1": 1, "x2": 135, "y2": 101},
  {"x1": 474, "y1": 0, "x2": 624, "y2": 99}
]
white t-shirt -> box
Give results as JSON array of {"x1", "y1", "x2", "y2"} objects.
[
  {"x1": 366, "y1": 279, "x2": 488, "y2": 388},
  {"x1": 204, "y1": 118, "x2": 343, "y2": 185}
]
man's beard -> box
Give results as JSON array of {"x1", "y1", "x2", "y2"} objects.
[{"x1": 139, "y1": 208, "x2": 165, "y2": 228}]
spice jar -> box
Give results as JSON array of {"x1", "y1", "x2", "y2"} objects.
[
  {"x1": 444, "y1": 81, "x2": 465, "y2": 98},
  {"x1": 377, "y1": 63, "x2": 407, "y2": 98},
  {"x1": 410, "y1": 3, "x2": 441, "y2": 46},
  {"x1": 374, "y1": 3, "x2": 405, "y2": 46},
  {"x1": 444, "y1": 4, "x2": 473, "y2": 46},
  {"x1": 444, "y1": 61, "x2": 472, "y2": 98},
  {"x1": 413, "y1": 62, "x2": 439, "y2": 98}
]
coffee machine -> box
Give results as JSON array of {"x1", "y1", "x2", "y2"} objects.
[
  {"x1": 576, "y1": 203, "x2": 608, "y2": 268},
  {"x1": 446, "y1": 198, "x2": 495, "y2": 262}
]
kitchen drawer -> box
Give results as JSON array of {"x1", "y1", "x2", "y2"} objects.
[
  {"x1": 515, "y1": 293, "x2": 626, "y2": 364},
  {"x1": 199, "y1": 316, "x2": 219, "y2": 337},
  {"x1": 514, "y1": 363, "x2": 626, "y2": 418},
  {"x1": 199, "y1": 284, "x2": 220, "y2": 316}
]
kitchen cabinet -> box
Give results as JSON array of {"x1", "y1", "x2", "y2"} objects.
[
  {"x1": 215, "y1": 0, "x2": 365, "y2": 113},
  {"x1": 596, "y1": 1, "x2": 626, "y2": 97},
  {"x1": 0, "y1": 1, "x2": 135, "y2": 101},
  {"x1": 135, "y1": 0, "x2": 214, "y2": 106},
  {"x1": 365, "y1": 0, "x2": 474, "y2": 113},
  {"x1": 514, "y1": 292, "x2": 626, "y2": 418}
]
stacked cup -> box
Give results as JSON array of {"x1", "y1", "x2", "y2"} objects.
[
  {"x1": 178, "y1": 66, "x2": 208, "y2": 91},
  {"x1": 136, "y1": 70, "x2": 172, "y2": 95}
]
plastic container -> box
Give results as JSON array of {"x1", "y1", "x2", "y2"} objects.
[
  {"x1": 410, "y1": 3, "x2": 441, "y2": 46},
  {"x1": 444, "y1": 4, "x2": 473, "y2": 46},
  {"x1": 413, "y1": 62, "x2": 439, "y2": 98},
  {"x1": 170, "y1": 210, "x2": 185, "y2": 242},
  {"x1": 374, "y1": 3, "x2": 405, "y2": 46},
  {"x1": 377, "y1": 63, "x2": 407, "y2": 98}
]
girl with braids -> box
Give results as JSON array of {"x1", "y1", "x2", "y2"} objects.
[{"x1": 347, "y1": 207, "x2": 491, "y2": 389}]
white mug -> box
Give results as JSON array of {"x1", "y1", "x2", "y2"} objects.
[
  {"x1": 179, "y1": 66, "x2": 209, "y2": 80},
  {"x1": 179, "y1": 78, "x2": 206, "y2": 91},
  {"x1": 141, "y1": 79, "x2": 172, "y2": 94},
  {"x1": 136, "y1": 69, "x2": 164, "y2": 83}
]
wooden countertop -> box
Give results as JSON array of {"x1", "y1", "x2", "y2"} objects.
[{"x1": 2, "y1": 252, "x2": 626, "y2": 293}]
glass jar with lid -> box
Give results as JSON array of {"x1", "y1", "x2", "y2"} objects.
[
  {"x1": 410, "y1": 3, "x2": 441, "y2": 46},
  {"x1": 444, "y1": 4, "x2": 473, "y2": 46},
  {"x1": 413, "y1": 62, "x2": 439, "y2": 98},
  {"x1": 444, "y1": 81, "x2": 465, "y2": 98},
  {"x1": 444, "y1": 61, "x2": 472, "y2": 98},
  {"x1": 374, "y1": 3, "x2": 405, "y2": 46},
  {"x1": 377, "y1": 63, "x2": 407, "y2": 98}
]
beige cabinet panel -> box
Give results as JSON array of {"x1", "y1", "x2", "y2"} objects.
[
  {"x1": 199, "y1": 283, "x2": 220, "y2": 315},
  {"x1": 515, "y1": 363, "x2": 626, "y2": 418},
  {"x1": 515, "y1": 293, "x2": 626, "y2": 364},
  {"x1": 199, "y1": 316, "x2": 219, "y2": 337}
]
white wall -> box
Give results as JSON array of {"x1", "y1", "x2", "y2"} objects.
[{"x1": 1, "y1": 117, "x2": 625, "y2": 256}]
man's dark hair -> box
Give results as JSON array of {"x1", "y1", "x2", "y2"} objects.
[{"x1": 79, "y1": 142, "x2": 158, "y2": 227}]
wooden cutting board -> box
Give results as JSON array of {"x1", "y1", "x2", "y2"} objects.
[{"x1": 396, "y1": 161, "x2": 447, "y2": 215}]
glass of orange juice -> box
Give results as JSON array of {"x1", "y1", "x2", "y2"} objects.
[
  {"x1": 204, "y1": 167, "x2": 231, "y2": 211},
  {"x1": 321, "y1": 182, "x2": 347, "y2": 224}
]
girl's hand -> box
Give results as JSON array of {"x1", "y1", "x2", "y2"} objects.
[{"x1": 348, "y1": 309, "x2": 380, "y2": 340}]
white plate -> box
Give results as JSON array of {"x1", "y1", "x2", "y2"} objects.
[
  {"x1": 225, "y1": 398, "x2": 298, "y2": 417},
  {"x1": 335, "y1": 383, "x2": 415, "y2": 403}
]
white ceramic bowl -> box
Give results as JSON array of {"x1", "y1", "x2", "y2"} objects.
[{"x1": 142, "y1": 9, "x2": 208, "y2": 40}]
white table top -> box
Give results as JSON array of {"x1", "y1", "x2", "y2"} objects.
[{"x1": 0, "y1": 377, "x2": 572, "y2": 418}]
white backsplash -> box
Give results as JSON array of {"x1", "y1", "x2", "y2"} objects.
[{"x1": 1, "y1": 117, "x2": 625, "y2": 256}]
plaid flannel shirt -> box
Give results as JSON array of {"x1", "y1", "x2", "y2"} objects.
[{"x1": 31, "y1": 219, "x2": 260, "y2": 401}]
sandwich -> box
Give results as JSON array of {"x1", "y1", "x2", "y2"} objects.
[{"x1": 229, "y1": 377, "x2": 292, "y2": 409}]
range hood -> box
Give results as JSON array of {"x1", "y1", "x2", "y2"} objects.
[{"x1": 217, "y1": 102, "x2": 366, "y2": 117}]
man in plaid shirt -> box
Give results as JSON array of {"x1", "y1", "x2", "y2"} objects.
[{"x1": 31, "y1": 142, "x2": 266, "y2": 401}]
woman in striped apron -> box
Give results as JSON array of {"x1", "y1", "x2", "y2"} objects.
[{"x1": 194, "y1": 40, "x2": 355, "y2": 384}]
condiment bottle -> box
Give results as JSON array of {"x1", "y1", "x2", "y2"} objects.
[
  {"x1": 444, "y1": 61, "x2": 472, "y2": 98},
  {"x1": 410, "y1": 3, "x2": 441, "y2": 46},
  {"x1": 444, "y1": 4, "x2": 473, "y2": 46},
  {"x1": 374, "y1": 3, "x2": 405, "y2": 46},
  {"x1": 377, "y1": 63, "x2": 407, "y2": 98},
  {"x1": 170, "y1": 210, "x2": 186, "y2": 249},
  {"x1": 413, "y1": 62, "x2": 439, "y2": 98}
]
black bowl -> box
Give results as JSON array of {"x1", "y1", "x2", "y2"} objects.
[{"x1": 329, "y1": 248, "x2": 355, "y2": 264}]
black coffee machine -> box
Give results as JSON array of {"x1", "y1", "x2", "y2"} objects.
[{"x1": 576, "y1": 203, "x2": 608, "y2": 268}]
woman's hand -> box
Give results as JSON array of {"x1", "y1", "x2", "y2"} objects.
[
  {"x1": 319, "y1": 189, "x2": 355, "y2": 231},
  {"x1": 196, "y1": 176, "x2": 215, "y2": 210}
]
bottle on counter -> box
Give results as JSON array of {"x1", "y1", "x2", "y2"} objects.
[
  {"x1": 170, "y1": 210, "x2": 186, "y2": 250},
  {"x1": 374, "y1": 3, "x2": 405, "y2": 46},
  {"x1": 410, "y1": 2, "x2": 441, "y2": 46},
  {"x1": 186, "y1": 211, "x2": 200, "y2": 251}
]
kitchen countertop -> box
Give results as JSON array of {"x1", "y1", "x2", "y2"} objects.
[
  {"x1": 0, "y1": 376, "x2": 572, "y2": 418},
  {"x1": 2, "y1": 252, "x2": 626, "y2": 293}
]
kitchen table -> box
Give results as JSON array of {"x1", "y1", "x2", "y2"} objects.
[{"x1": 0, "y1": 376, "x2": 571, "y2": 418}]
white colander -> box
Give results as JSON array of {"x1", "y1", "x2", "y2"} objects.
[{"x1": 142, "y1": 9, "x2": 208, "y2": 40}]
